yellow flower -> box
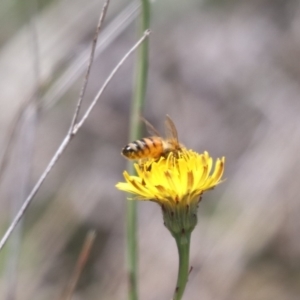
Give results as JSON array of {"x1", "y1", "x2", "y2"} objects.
[
  {"x1": 116, "y1": 150, "x2": 224, "y2": 204},
  {"x1": 116, "y1": 149, "x2": 225, "y2": 236}
]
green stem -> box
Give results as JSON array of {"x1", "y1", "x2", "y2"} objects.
[
  {"x1": 126, "y1": 1, "x2": 150, "y2": 300},
  {"x1": 173, "y1": 233, "x2": 191, "y2": 300}
]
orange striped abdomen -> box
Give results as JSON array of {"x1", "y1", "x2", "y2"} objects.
[{"x1": 121, "y1": 137, "x2": 164, "y2": 160}]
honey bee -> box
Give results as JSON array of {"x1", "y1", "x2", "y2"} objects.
[{"x1": 121, "y1": 115, "x2": 184, "y2": 160}]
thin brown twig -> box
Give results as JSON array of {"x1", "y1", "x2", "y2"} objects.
[
  {"x1": 0, "y1": 0, "x2": 109, "y2": 257},
  {"x1": 60, "y1": 230, "x2": 96, "y2": 300},
  {"x1": 69, "y1": 0, "x2": 110, "y2": 133},
  {"x1": 42, "y1": 1, "x2": 139, "y2": 111},
  {"x1": 0, "y1": 29, "x2": 150, "y2": 252},
  {"x1": 73, "y1": 29, "x2": 150, "y2": 134},
  {"x1": 0, "y1": 0, "x2": 134, "y2": 187}
]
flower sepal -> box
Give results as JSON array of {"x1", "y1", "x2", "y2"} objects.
[{"x1": 162, "y1": 195, "x2": 199, "y2": 243}]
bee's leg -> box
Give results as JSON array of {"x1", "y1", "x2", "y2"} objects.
[{"x1": 137, "y1": 158, "x2": 147, "y2": 170}]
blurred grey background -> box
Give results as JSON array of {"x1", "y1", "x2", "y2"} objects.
[{"x1": 0, "y1": 0, "x2": 300, "y2": 299}]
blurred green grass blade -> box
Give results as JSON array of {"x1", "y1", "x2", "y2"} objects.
[{"x1": 126, "y1": 0, "x2": 150, "y2": 300}]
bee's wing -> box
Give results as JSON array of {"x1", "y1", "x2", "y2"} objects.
[
  {"x1": 140, "y1": 116, "x2": 161, "y2": 137},
  {"x1": 165, "y1": 115, "x2": 179, "y2": 144}
]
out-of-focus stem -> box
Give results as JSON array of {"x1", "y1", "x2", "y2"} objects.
[{"x1": 126, "y1": 1, "x2": 150, "y2": 300}]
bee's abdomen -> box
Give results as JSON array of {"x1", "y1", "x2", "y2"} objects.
[{"x1": 122, "y1": 137, "x2": 163, "y2": 160}]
